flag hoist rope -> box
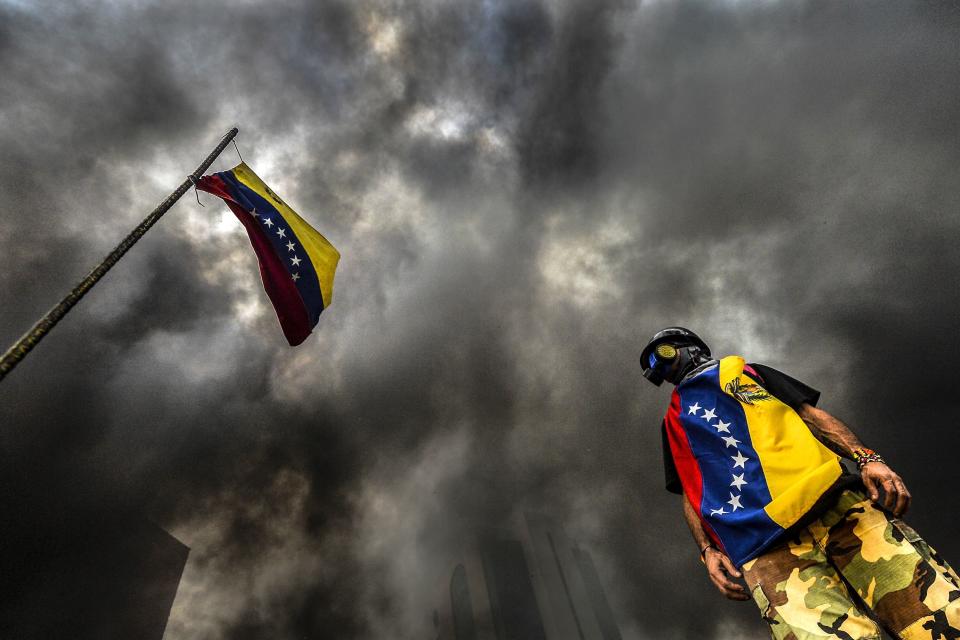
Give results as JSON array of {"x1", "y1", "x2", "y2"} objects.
[{"x1": 0, "y1": 126, "x2": 239, "y2": 384}]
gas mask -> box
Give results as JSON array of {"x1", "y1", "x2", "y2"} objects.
[
  {"x1": 640, "y1": 327, "x2": 713, "y2": 387},
  {"x1": 643, "y1": 342, "x2": 711, "y2": 386}
]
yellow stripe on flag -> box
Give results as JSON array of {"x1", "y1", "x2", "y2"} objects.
[
  {"x1": 231, "y1": 163, "x2": 340, "y2": 308},
  {"x1": 719, "y1": 356, "x2": 842, "y2": 528}
]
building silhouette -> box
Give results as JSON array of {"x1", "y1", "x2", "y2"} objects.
[
  {"x1": 1, "y1": 481, "x2": 188, "y2": 640},
  {"x1": 434, "y1": 512, "x2": 623, "y2": 640}
]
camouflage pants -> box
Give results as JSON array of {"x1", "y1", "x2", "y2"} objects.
[{"x1": 741, "y1": 489, "x2": 960, "y2": 639}]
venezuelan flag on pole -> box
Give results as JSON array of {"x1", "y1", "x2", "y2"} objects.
[
  {"x1": 663, "y1": 356, "x2": 843, "y2": 566},
  {"x1": 197, "y1": 163, "x2": 339, "y2": 346}
]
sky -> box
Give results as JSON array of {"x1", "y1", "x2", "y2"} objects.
[{"x1": 1, "y1": 0, "x2": 959, "y2": 638}]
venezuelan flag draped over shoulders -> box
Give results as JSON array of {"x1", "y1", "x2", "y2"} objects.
[
  {"x1": 663, "y1": 356, "x2": 843, "y2": 566},
  {"x1": 197, "y1": 163, "x2": 339, "y2": 346}
]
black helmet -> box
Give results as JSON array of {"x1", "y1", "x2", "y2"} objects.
[{"x1": 640, "y1": 327, "x2": 711, "y2": 386}]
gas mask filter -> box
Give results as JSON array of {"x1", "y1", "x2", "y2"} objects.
[{"x1": 643, "y1": 343, "x2": 679, "y2": 387}]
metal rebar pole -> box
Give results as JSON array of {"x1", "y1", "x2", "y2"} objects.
[{"x1": 0, "y1": 126, "x2": 239, "y2": 383}]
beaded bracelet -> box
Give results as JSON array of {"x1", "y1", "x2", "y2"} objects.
[{"x1": 852, "y1": 448, "x2": 885, "y2": 471}]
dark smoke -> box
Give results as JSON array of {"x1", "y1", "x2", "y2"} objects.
[{"x1": 1, "y1": 1, "x2": 958, "y2": 638}]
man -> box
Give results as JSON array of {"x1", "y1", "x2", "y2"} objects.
[{"x1": 641, "y1": 327, "x2": 960, "y2": 639}]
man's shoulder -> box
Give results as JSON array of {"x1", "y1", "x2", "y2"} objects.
[{"x1": 743, "y1": 362, "x2": 821, "y2": 410}]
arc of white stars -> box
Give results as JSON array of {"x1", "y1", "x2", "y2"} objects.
[
  {"x1": 263, "y1": 218, "x2": 274, "y2": 228},
  {"x1": 721, "y1": 435, "x2": 741, "y2": 449},
  {"x1": 731, "y1": 474, "x2": 747, "y2": 490},
  {"x1": 286, "y1": 241, "x2": 296, "y2": 252},
  {"x1": 702, "y1": 408, "x2": 717, "y2": 422},
  {"x1": 277, "y1": 227, "x2": 286, "y2": 238},
  {"x1": 714, "y1": 419, "x2": 731, "y2": 433},
  {"x1": 292, "y1": 273, "x2": 300, "y2": 281},
  {"x1": 250, "y1": 207, "x2": 258, "y2": 217},
  {"x1": 732, "y1": 451, "x2": 749, "y2": 468},
  {"x1": 710, "y1": 507, "x2": 727, "y2": 517},
  {"x1": 727, "y1": 493, "x2": 743, "y2": 512},
  {"x1": 291, "y1": 256, "x2": 302, "y2": 267},
  {"x1": 687, "y1": 402, "x2": 701, "y2": 415}
]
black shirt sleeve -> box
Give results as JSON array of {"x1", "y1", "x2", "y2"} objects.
[
  {"x1": 746, "y1": 363, "x2": 821, "y2": 410},
  {"x1": 661, "y1": 420, "x2": 683, "y2": 494}
]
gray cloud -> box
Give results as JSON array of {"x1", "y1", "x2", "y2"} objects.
[{"x1": 1, "y1": 0, "x2": 959, "y2": 638}]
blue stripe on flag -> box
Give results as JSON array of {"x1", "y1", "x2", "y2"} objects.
[
  {"x1": 677, "y1": 366, "x2": 783, "y2": 565},
  {"x1": 216, "y1": 170, "x2": 325, "y2": 326}
]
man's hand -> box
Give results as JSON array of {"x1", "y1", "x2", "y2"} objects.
[
  {"x1": 704, "y1": 547, "x2": 750, "y2": 601},
  {"x1": 861, "y1": 461, "x2": 912, "y2": 517},
  {"x1": 796, "y1": 404, "x2": 913, "y2": 517}
]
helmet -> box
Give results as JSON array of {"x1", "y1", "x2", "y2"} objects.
[{"x1": 640, "y1": 327, "x2": 711, "y2": 386}]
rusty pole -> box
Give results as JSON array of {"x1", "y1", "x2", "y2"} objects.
[{"x1": 0, "y1": 126, "x2": 239, "y2": 383}]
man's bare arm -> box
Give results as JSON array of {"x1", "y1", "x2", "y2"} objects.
[
  {"x1": 796, "y1": 403, "x2": 912, "y2": 516},
  {"x1": 682, "y1": 494, "x2": 749, "y2": 601},
  {"x1": 682, "y1": 493, "x2": 713, "y2": 552},
  {"x1": 795, "y1": 403, "x2": 867, "y2": 457}
]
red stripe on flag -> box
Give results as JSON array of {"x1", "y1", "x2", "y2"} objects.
[
  {"x1": 664, "y1": 390, "x2": 725, "y2": 553},
  {"x1": 197, "y1": 175, "x2": 312, "y2": 346}
]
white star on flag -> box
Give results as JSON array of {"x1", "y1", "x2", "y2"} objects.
[
  {"x1": 727, "y1": 493, "x2": 743, "y2": 511},
  {"x1": 687, "y1": 402, "x2": 701, "y2": 415},
  {"x1": 731, "y1": 473, "x2": 747, "y2": 490},
  {"x1": 263, "y1": 218, "x2": 274, "y2": 228},
  {"x1": 702, "y1": 408, "x2": 717, "y2": 422},
  {"x1": 277, "y1": 227, "x2": 287, "y2": 238},
  {"x1": 721, "y1": 435, "x2": 741, "y2": 449},
  {"x1": 732, "y1": 451, "x2": 749, "y2": 468},
  {"x1": 710, "y1": 507, "x2": 727, "y2": 516},
  {"x1": 714, "y1": 419, "x2": 731, "y2": 433},
  {"x1": 291, "y1": 256, "x2": 302, "y2": 267},
  {"x1": 291, "y1": 273, "x2": 300, "y2": 281},
  {"x1": 250, "y1": 207, "x2": 258, "y2": 217},
  {"x1": 286, "y1": 241, "x2": 296, "y2": 252}
]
